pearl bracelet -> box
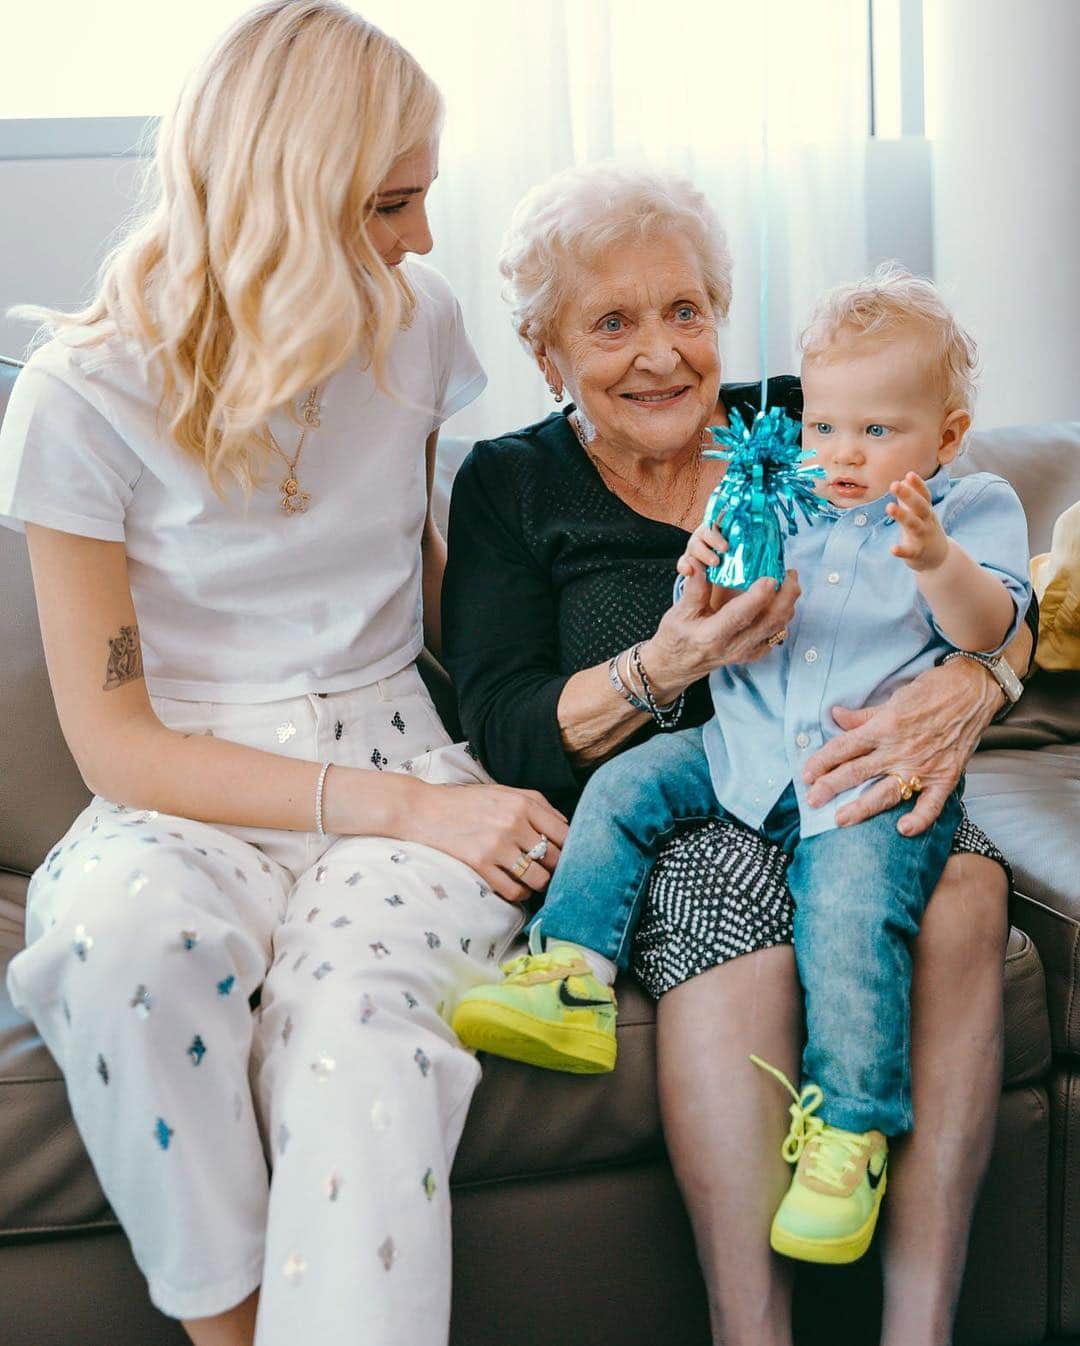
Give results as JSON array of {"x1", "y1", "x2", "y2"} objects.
[{"x1": 314, "y1": 762, "x2": 332, "y2": 837}]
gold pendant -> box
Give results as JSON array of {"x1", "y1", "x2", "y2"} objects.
[{"x1": 280, "y1": 476, "x2": 311, "y2": 514}]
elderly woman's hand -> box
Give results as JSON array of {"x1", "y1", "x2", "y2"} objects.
[
  {"x1": 802, "y1": 656, "x2": 1004, "y2": 836},
  {"x1": 642, "y1": 564, "x2": 801, "y2": 701}
]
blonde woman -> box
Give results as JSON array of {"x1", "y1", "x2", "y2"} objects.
[{"x1": 0, "y1": 5, "x2": 566, "y2": 1345}]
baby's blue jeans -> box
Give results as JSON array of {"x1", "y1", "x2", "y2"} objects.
[{"x1": 533, "y1": 725, "x2": 963, "y2": 1136}]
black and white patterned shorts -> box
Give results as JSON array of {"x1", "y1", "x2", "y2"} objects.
[{"x1": 632, "y1": 804, "x2": 1011, "y2": 999}]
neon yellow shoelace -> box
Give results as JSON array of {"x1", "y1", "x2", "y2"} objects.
[
  {"x1": 749, "y1": 1054, "x2": 870, "y2": 1191},
  {"x1": 802, "y1": 1130, "x2": 868, "y2": 1193},
  {"x1": 500, "y1": 950, "x2": 557, "y2": 978},
  {"x1": 749, "y1": 1053, "x2": 826, "y2": 1161},
  {"x1": 501, "y1": 922, "x2": 580, "y2": 979}
]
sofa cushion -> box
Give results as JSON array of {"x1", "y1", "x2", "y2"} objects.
[
  {"x1": 0, "y1": 870, "x2": 27, "y2": 954},
  {"x1": 1004, "y1": 927, "x2": 1053, "y2": 1085},
  {"x1": 980, "y1": 670, "x2": 1080, "y2": 752},
  {"x1": 0, "y1": 524, "x2": 91, "y2": 878},
  {"x1": 453, "y1": 974, "x2": 661, "y2": 1186},
  {"x1": 956, "y1": 420, "x2": 1080, "y2": 555},
  {"x1": 967, "y1": 745, "x2": 1080, "y2": 1060},
  {"x1": 0, "y1": 923, "x2": 1050, "y2": 1240},
  {"x1": 0, "y1": 944, "x2": 662, "y2": 1239},
  {"x1": 0, "y1": 941, "x2": 117, "y2": 1237}
]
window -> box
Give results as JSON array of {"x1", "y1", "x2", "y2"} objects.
[
  {"x1": 870, "y1": 0, "x2": 926, "y2": 138},
  {"x1": 4, "y1": 2, "x2": 259, "y2": 119}
]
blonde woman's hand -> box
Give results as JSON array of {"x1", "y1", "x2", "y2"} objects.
[
  {"x1": 642, "y1": 564, "x2": 801, "y2": 701},
  {"x1": 405, "y1": 780, "x2": 568, "y2": 903}
]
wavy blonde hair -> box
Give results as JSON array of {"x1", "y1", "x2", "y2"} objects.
[{"x1": 20, "y1": 1, "x2": 442, "y2": 491}]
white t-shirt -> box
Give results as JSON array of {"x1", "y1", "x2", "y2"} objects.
[{"x1": 0, "y1": 261, "x2": 484, "y2": 702}]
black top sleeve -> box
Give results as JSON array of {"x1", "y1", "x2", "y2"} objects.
[{"x1": 442, "y1": 439, "x2": 579, "y2": 796}]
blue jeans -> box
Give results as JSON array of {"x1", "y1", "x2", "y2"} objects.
[{"x1": 535, "y1": 725, "x2": 963, "y2": 1136}]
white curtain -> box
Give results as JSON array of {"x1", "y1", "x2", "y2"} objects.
[
  {"x1": 5, "y1": 0, "x2": 869, "y2": 438},
  {"x1": 361, "y1": 0, "x2": 870, "y2": 439}
]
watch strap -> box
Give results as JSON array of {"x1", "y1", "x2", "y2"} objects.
[{"x1": 941, "y1": 650, "x2": 1024, "y2": 718}]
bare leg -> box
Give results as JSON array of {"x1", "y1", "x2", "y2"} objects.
[
  {"x1": 880, "y1": 852, "x2": 1008, "y2": 1346},
  {"x1": 657, "y1": 944, "x2": 803, "y2": 1346},
  {"x1": 183, "y1": 1290, "x2": 259, "y2": 1346}
]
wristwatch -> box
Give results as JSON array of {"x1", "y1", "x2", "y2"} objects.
[{"x1": 941, "y1": 650, "x2": 1024, "y2": 714}]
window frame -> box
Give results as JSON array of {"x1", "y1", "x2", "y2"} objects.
[
  {"x1": 869, "y1": 0, "x2": 925, "y2": 139},
  {"x1": 0, "y1": 117, "x2": 153, "y2": 161}
]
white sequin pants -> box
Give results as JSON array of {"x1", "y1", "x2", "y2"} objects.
[{"x1": 6, "y1": 665, "x2": 525, "y2": 1344}]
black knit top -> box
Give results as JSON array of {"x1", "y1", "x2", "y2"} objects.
[{"x1": 441, "y1": 378, "x2": 804, "y2": 813}]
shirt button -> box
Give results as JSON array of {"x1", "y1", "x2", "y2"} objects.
[
  {"x1": 853, "y1": 513, "x2": 868, "y2": 527},
  {"x1": 827, "y1": 571, "x2": 840, "y2": 585},
  {"x1": 804, "y1": 648, "x2": 819, "y2": 664},
  {"x1": 796, "y1": 732, "x2": 811, "y2": 749}
]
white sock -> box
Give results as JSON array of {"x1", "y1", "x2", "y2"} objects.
[{"x1": 548, "y1": 941, "x2": 617, "y2": 986}]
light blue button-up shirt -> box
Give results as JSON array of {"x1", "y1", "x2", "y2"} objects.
[{"x1": 700, "y1": 468, "x2": 1032, "y2": 838}]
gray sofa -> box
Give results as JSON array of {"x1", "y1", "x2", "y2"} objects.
[{"x1": 1, "y1": 350, "x2": 1078, "y2": 1344}]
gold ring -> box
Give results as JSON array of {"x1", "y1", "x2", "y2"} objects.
[
  {"x1": 510, "y1": 853, "x2": 531, "y2": 880},
  {"x1": 891, "y1": 773, "x2": 923, "y2": 802},
  {"x1": 767, "y1": 627, "x2": 789, "y2": 648}
]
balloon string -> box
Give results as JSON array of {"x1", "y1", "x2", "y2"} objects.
[{"x1": 759, "y1": 3, "x2": 769, "y2": 417}]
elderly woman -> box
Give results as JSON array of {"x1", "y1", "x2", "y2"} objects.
[{"x1": 442, "y1": 165, "x2": 1036, "y2": 1346}]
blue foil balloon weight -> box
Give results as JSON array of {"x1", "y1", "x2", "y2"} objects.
[{"x1": 702, "y1": 406, "x2": 827, "y2": 589}]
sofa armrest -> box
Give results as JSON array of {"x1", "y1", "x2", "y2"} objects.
[
  {"x1": 0, "y1": 871, "x2": 28, "y2": 953},
  {"x1": 1013, "y1": 888, "x2": 1080, "y2": 1061},
  {"x1": 966, "y1": 743, "x2": 1080, "y2": 1061}
]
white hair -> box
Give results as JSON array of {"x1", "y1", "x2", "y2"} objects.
[{"x1": 498, "y1": 163, "x2": 733, "y2": 350}]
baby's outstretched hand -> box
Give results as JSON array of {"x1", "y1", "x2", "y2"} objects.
[{"x1": 886, "y1": 473, "x2": 948, "y2": 571}]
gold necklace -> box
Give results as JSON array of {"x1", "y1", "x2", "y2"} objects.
[
  {"x1": 266, "y1": 387, "x2": 322, "y2": 515},
  {"x1": 572, "y1": 411, "x2": 706, "y2": 529}
]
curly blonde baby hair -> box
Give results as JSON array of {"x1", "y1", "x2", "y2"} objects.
[{"x1": 800, "y1": 261, "x2": 979, "y2": 420}]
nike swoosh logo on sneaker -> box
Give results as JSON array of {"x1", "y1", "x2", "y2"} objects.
[
  {"x1": 867, "y1": 1156, "x2": 887, "y2": 1190},
  {"x1": 557, "y1": 979, "x2": 611, "y2": 1009}
]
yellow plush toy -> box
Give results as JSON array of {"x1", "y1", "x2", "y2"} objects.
[{"x1": 1031, "y1": 499, "x2": 1080, "y2": 670}]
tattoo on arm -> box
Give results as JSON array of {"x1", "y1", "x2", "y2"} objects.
[{"x1": 103, "y1": 624, "x2": 144, "y2": 691}]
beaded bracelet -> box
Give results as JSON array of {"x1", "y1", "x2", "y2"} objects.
[
  {"x1": 621, "y1": 646, "x2": 650, "y2": 702},
  {"x1": 314, "y1": 761, "x2": 332, "y2": 837},
  {"x1": 630, "y1": 643, "x2": 686, "y2": 729}
]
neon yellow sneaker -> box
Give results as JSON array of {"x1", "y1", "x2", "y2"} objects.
[
  {"x1": 751, "y1": 1055, "x2": 888, "y2": 1265},
  {"x1": 452, "y1": 926, "x2": 617, "y2": 1074}
]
